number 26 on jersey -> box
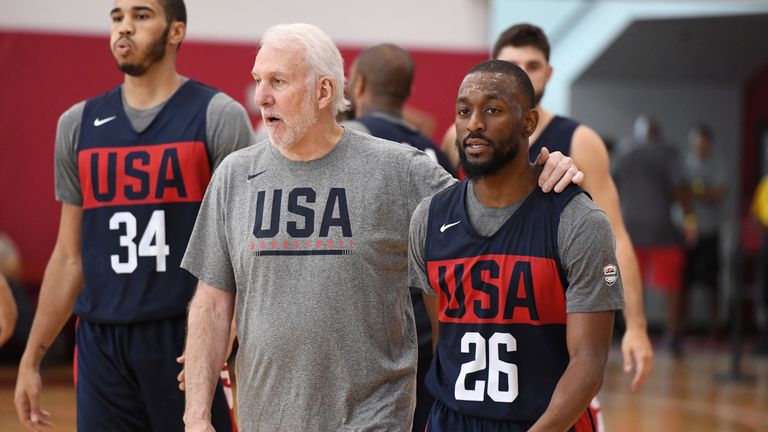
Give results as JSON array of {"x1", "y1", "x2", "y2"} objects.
[{"x1": 455, "y1": 332, "x2": 519, "y2": 403}]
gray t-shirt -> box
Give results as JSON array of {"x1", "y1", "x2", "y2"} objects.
[
  {"x1": 685, "y1": 153, "x2": 725, "y2": 236},
  {"x1": 408, "y1": 182, "x2": 624, "y2": 313},
  {"x1": 54, "y1": 79, "x2": 255, "y2": 204},
  {"x1": 181, "y1": 128, "x2": 455, "y2": 431}
]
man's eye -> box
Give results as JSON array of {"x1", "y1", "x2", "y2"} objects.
[
  {"x1": 112, "y1": 15, "x2": 123, "y2": 23},
  {"x1": 457, "y1": 108, "x2": 470, "y2": 116},
  {"x1": 486, "y1": 107, "x2": 500, "y2": 114}
]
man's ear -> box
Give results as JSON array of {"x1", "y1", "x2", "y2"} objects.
[
  {"x1": 318, "y1": 77, "x2": 335, "y2": 110},
  {"x1": 168, "y1": 21, "x2": 186, "y2": 48},
  {"x1": 352, "y1": 74, "x2": 365, "y2": 99},
  {"x1": 524, "y1": 108, "x2": 539, "y2": 137}
]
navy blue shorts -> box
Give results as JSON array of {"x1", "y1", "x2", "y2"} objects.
[
  {"x1": 75, "y1": 317, "x2": 232, "y2": 432},
  {"x1": 426, "y1": 399, "x2": 597, "y2": 432}
]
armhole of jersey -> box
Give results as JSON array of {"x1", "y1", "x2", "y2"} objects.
[
  {"x1": 203, "y1": 94, "x2": 216, "y2": 171},
  {"x1": 423, "y1": 196, "x2": 435, "y2": 264}
]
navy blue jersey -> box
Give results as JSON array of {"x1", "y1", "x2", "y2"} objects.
[
  {"x1": 357, "y1": 113, "x2": 454, "y2": 175},
  {"x1": 424, "y1": 180, "x2": 583, "y2": 422},
  {"x1": 75, "y1": 80, "x2": 217, "y2": 323},
  {"x1": 528, "y1": 116, "x2": 579, "y2": 163}
]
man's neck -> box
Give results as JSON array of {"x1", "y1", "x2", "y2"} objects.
[
  {"x1": 277, "y1": 118, "x2": 345, "y2": 161},
  {"x1": 123, "y1": 59, "x2": 181, "y2": 109},
  {"x1": 470, "y1": 157, "x2": 538, "y2": 208},
  {"x1": 356, "y1": 97, "x2": 402, "y2": 119},
  {"x1": 529, "y1": 104, "x2": 554, "y2": 147}
]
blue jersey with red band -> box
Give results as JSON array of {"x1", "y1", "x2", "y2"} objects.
[
  {"x1": 75, "y1": 80, "x2": 216, "y2": 323},
  {"x1": 356, "y1": 113, "x2": 454, "y2": 174},
  {"x1": 527, "y1": 116, "x2": 579, "y2": 163},
  {"x1": 424, "y1": 180, "x2": 583, "y2": 422}
]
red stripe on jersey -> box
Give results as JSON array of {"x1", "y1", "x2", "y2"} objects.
[
  {"x1": 427, "y1": 254, "x2": 567, "y2": 325},
  {"x1": 572, "y1": 407, "x2": 598, "y2": 432},
  {"x1": 79, "y1": 141, "x2": 211, "y2": 209}
]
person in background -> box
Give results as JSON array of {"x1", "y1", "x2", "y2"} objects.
[
  {"x1": 614, "y1": 114, "x2": 693, "y2": 357},
  {"x1": 751, "y1": 174, "x2": 768, "y2": 355},
  {"x1": 14, "y1": 1, "x2": 253, "y2": 430},
  {"x1": 683, "y1": 124, "x2": 726, "y2": 339}
]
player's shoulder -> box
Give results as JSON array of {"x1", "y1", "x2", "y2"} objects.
[
  {"x1": 411, "y1": 193, "x2": 439, "y2": 227},
  {"x1": 205, "y1": 89, "x2": 247, "y2": 116},
  {"x1": 345, "y1": 127, "x2": 424, "y2": 160},
  {"x1": 561, "y1": 192, "x2": 610, "y2": 229},
  {"x1": 216, "y1": 138, "x2": 269, "y2": 170},
  {"x1": 569, "y1": 122, "x2": 610, "y2": 173},
  {"x1": 58, "y1": 100, "x2": 87, "y2": 130},
  {"x1": 571, "y1": 123, "x2": 606, "y2": 151},
  {"x1": 564, "y1": 191, "x2": 600, "y2": 212}
]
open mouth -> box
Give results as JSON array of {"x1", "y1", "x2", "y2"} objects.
[
  {"x1": 464, "y1": 138, "x2": 489, "y2": 149},
  {"x1": 263, "y1": 113, "x2": 282, "y2": 124}
]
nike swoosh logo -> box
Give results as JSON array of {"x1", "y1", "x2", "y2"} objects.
[
  {"x1": 247, "y1": 170, "x2": 268, "y2": 180},
  {"x1": 93, "y1": 116, "x2": 116, "y2": 127},
  {"x1": 440, "y1": 221, "x2": 461, "y2": 232}
]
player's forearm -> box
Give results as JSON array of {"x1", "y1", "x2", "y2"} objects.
[
  {"x1": 615, "y1": 231, "x2": 646, "y2": 330},
  {"x1": 20, "y1": 252, "x2": 83, "y2": 368},
  {"x1": 528, "y1": 357, "x2": 605, "y2": 432},
  {"x1": 184, "y1": 283, "x2": 234, "y2": 425}
]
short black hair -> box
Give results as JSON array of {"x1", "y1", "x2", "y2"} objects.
[
  {"x1": 492, "y1": 23, "x2": 550, "y2": 61},
  {"x1": 157, "y1": 0, "x2": 187, "y2": 24},
  {"x1": 467, "y1": 60, "x2": 536, "y2": 109},
  {"x1": 354, "y1": 43, "x2": 414, "y2": 106}
]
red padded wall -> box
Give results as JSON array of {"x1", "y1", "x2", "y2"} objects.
[{"x1": 0, "y1": 30, "x2": 486, "y2": 284}]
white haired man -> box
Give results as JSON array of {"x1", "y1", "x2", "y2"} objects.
[{"x1": 181, "y1": 23, "x2": 581, "y2": 431}]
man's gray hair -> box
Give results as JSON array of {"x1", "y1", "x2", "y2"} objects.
[{"x1": 261, "y1": 23, "x2": 348, "y2": 116}]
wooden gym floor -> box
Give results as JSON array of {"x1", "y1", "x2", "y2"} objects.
[{"x1": 0, "y1": 338, "x2": 766, "y2": 431}]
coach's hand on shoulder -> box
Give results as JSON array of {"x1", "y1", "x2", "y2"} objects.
[
  {"x1": 15, "y1": 362, "x2": 53, "y2": 431},
  {"x1": 533, "y1": 147, "x2": 584, "y2": 193}
]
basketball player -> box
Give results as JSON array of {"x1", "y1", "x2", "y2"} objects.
[
  {"x1": 14, "y1": 1, "x2": 253, "y2": 430},
  {"x1": 442, "y1": 23, "x2": 652, "y2": 392},
  {"x1": 410, "y1": 60, "x2": 622, "y2": 431},
  {"x1": 180, "y1": 24, "x2": 583, "y2": 431}
]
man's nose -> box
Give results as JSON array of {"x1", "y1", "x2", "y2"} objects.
[{"x1": 253, "y1": 82, "x2": 274, "y2": 107}]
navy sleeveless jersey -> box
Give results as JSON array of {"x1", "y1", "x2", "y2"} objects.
[
  {"x1": 527, "y1": 116, "x2": 579, "y2": 163},
  {"x1": 424, "y1": 180, "x2": 583, "y2": 421},
  {"x1": 76, "y1": 80, "x2": 217, "y2": 323},
  {"x1": 357, "y1": 114, "x2": 454, "y2": 174}
]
